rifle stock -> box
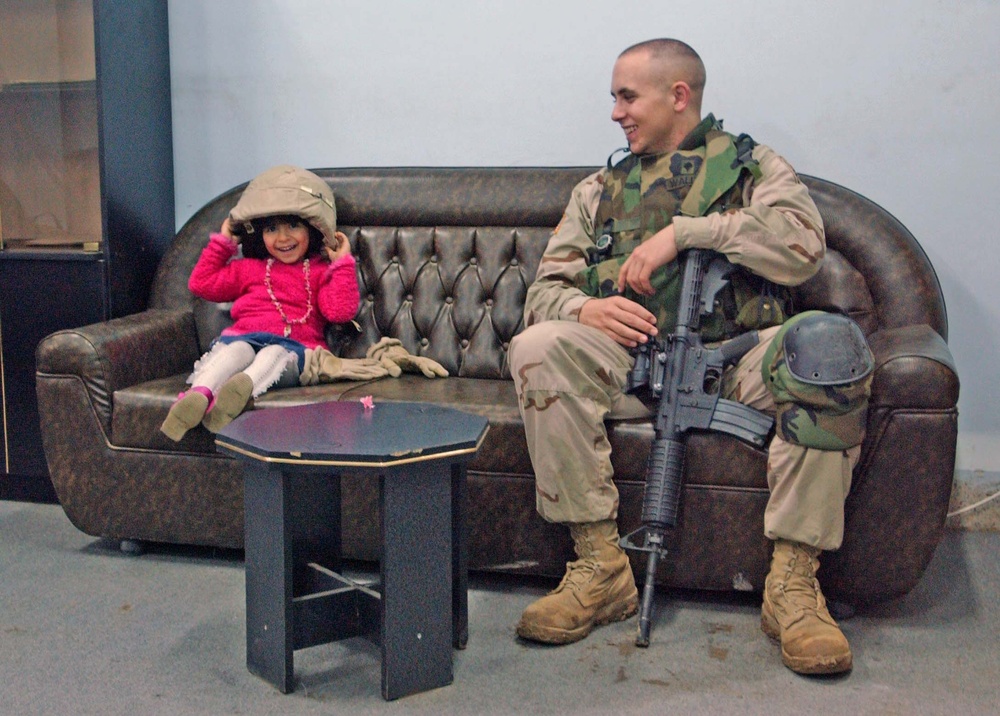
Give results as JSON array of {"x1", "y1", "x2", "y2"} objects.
[{"x1": 621, "y1": 249, "x2": 774, "y2": 647}]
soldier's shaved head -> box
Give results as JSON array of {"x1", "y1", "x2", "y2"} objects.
[{"x1": 619, "y1": 39, "x2": 706, "y2": 112}]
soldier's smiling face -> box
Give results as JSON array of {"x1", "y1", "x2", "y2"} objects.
[{"x1": 610, "y1": 49, "x2": 683, "y2": 156}]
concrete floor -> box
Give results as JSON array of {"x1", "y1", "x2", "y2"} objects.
[{"x1": 2, "y1": 500, "x2": 998, "y2": 715}]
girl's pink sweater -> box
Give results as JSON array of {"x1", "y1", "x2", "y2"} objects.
[{"x1": 188, "y1": 234, "x2": 360, "y2": 349}]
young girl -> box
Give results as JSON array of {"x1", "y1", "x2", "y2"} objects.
[{"x1": 160, "y1": 165, "x2": 360, "y2": 441}]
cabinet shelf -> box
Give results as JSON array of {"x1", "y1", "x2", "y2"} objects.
[
  {"x1": 0, "y1": 246, "x2": 103, "y2": 261},
  {"x1": 0, "y1": 79, "x2": 96, "y2": 95}
]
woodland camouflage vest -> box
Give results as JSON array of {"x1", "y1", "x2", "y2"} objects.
[{"x1": 575, "y1": 115, "x2": 789, "y2": 341}]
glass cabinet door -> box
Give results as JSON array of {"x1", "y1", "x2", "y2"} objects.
[
  {"x1": 0, "y1": 0, "x2": 101, "y2": 253},
  {"x1": 0, "y1": 0, "x2": 172, "y2": 492},
  {"x1": 0, "y1": 0, "x2": 106, "y2": 490}
]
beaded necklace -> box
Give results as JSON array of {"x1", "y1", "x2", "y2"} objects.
[{"x1": 264, "y1": 257, "x2": 313, "y2": 337}]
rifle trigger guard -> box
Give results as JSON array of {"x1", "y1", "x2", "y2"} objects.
[{"x1": 619, "y1": 526, "x2": 669, "y2": 558}]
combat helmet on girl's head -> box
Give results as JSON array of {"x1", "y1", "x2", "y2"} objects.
[{"x1": 228, "y1": 165, "x2": 338, "y2": 256}]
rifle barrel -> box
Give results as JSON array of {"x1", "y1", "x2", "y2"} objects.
[{"x1": 636, "y1": 546, "x2": 660, "y2": 647}]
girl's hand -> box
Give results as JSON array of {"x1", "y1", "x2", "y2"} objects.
[
  {"x1": 325, "y1": 231, "x2": 351, "y2": 262},
  {"x1": 220, "y1": 218, "x2": 239, "y2": 244}
]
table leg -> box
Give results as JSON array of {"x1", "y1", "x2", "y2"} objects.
[
  {"x1": 452, "y1": 462, "x2": 469, "y2": 649},
  {"x1": 243, "y1": 465, "x2": 340, "y2": 694},
  {"x1": 243, "y1": 463, "x2": 293, "y2": 693},
  {"x1": 380, "y1": 462, "x2": 453, "y2": 700}
]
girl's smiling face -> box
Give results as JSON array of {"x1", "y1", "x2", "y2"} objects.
[{"x1": 262, "y1": 216, "x2": 311, "y2": 264}]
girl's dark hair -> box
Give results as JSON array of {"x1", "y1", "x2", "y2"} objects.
[{"x1": 236, "y1": 214, "x2": 325, "y2": 259}]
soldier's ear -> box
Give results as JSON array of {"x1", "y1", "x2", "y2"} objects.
[{"x1": 670, "y1": 81, "x2": 692, "y2": 112}]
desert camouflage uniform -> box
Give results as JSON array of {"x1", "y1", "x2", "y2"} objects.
[{"x1": 510, "y1": 116, "x2": 861, "y2": 552}]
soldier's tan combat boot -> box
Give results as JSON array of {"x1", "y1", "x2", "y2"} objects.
[
  {"x1": 516, "y1": 520, "x2": 638, "y2": 644},
  {"x1": 761, "y1": 539, "x2": 852, "y2": 674}
]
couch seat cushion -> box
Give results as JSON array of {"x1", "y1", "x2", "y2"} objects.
[{"x1": 112, "y1": 373, "x2": 768, "y2": 490}]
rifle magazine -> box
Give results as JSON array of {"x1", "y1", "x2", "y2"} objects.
[{"x1": 707, "y1": 399, "x2": 774, "y2": 447}]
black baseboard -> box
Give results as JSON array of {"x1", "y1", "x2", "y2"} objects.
[{"x1": 0, "y1": 473, "x2": 58, "y2": 504}]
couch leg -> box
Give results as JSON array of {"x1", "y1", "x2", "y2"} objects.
[{"x1": 120, "y1": 539, "x2": 147, "y2": 556}]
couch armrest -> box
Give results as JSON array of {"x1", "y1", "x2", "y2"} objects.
[
  {"x1": 36, "y1": 308, "x2": 200, "y2": 431},
  {"x1": 827, "y1": 323, "x2": 959, "y2": 603},
  {"x1": 867, "y1": 323, "x2": 959, "y2": 410}
]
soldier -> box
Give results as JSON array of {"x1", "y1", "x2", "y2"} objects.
[{"x1": 508, "y1": 38, "x2": 872, "y2": 675}]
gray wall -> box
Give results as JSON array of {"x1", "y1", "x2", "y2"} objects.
[{"x1": 167, "y1": 0, "x2": 999, "y2": 483}]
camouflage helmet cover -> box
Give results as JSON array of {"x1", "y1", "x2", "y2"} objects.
[
  {"x1": 229, "y1": 165, "x2": 338, "y2": 249},
  {"x1": 762, "y1": 310, "x2": 874, "y2": 450}
]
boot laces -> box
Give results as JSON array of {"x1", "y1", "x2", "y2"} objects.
[
  {"x1": 778, "y1": 551, "x2": 825, "y2": 616},
  {"x1": 553, "y1": 557, "x2": 599, "y2": 593}
]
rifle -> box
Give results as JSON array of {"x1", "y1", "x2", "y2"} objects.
[{"x1": 620, "y1": 248, "x2": 774, "y2": 647}]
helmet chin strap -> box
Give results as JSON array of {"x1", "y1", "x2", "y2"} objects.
[{"x1": 606, "y1": 146, "x2": 631, "y2": 169}]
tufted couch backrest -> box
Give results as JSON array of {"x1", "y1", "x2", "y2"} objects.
[{"x1": 152, "y1": 167, "x2": 948, "y2": 380}]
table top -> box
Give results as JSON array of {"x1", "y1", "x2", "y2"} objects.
[{"x1": 215, "y1": 400, "x2": 489, "y2": 468}]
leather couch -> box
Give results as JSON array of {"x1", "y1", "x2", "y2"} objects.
[{"x1": 35, "y1": 167, "x2": 959, "y2": 606}]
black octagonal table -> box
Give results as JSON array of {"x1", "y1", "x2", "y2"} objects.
[{"x1": 215, "y1": 400, "x2": 489, "y2": 700}]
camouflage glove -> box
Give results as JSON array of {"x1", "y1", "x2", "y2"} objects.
[
  {"x1": 300, "y1": 348, "x2": 390, "y2": 384},
  {"x1": 366, "y1": 337, "x2": 449, "y2": 378}
]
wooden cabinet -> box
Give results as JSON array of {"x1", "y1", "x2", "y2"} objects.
[{"x1": 0, "y1": 0, "x2": 173, "y2": 500}]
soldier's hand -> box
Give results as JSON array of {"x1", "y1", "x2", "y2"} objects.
[
  {"x1": 579, "y1": 296, "x2": 657, "y2": 348},
  {"x1": 618, "y1": 224, "x2": 678, "y2": 296}
]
